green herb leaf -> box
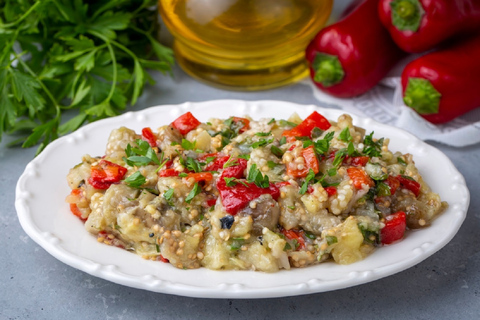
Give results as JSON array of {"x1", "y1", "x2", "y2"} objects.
[
  {"x1": 124, "y1": 171, "x2": 146, "y2": 188},
  {"x1": 299, "y1": 169, "x2": 315, "y2": 195},
  {"x1": 185, "y1": 182, "x2": 201, "y2": 204}
]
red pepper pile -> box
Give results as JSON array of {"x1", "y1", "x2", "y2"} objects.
[{"x1": 306, "y1": 0, "x2": 480, "y2": 124}]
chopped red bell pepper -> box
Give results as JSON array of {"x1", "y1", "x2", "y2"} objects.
[
  {"x1": 396, "y1": 175, "x2": 421, "y2": 197},
  {"x1": 381, "y1": 211, "x2": 407, "y2": 245},
  {"x1": 232, "y1": 117, "x2": 250, "y2": 133},
  {"x1": 221, "y1": 158, "x2": 248, "y2": 179},
  {"x1": 203, "y1": 155, "x2": 230, "y2": 172},
  {"x1": 157, "y1": 255, "x2": 169, "y2": 263},
  {"x1": 281, "y1": 229, "x2": 306, "y2": 250},
  {"x1": 171, "y1": 112, "x2": 201, "y2": 135},
  {"x1": 205, "y1": 198, "x2": 217, "y2": 207},
  {"x1": 68, "y1": 189, "x2": 85, "y2": 220},
  {"x1": 324, "y1": 186, "x2": 337, "y2": 196},
  {"x1": 158, "y1": 168, "x2": 180, "y2": 177},
  {"x1": 217, "y1": 158, "x2": 278, "y2": 215},
  {"x1": 384, "y1": 175, "x2": 400, "y2": 195},
  {"x1": 141, "y1": 127, "x2": 157, "y2": 147},
  {"x1": 186, "y1": 172, "x2": 213, "y2": 182},
  {"x1": 88, "y1": 160, "x2": 127, "y2": 189},
  {"x1": 286, "y1": 145, "x2": 320, "y2": 178},
  {"x1": 282, "y1": 111, "x2": 331, "y2": 138},
  {"x1": 347, "y1": 167, "x2": 374, "y2": 189},
  {"x1": 346, "y1": 156, "x2": 370, "y2": 167}
]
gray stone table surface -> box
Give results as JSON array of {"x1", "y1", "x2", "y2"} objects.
[{"x1": 2, "y1": 1, "x2": 480, "y2": 319}]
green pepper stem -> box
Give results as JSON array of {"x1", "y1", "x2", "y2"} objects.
[
  {"x1": 312, "y1": 53, "x2": 344, "y2": 87},
  {"x1": 390, "y1": 0, "x2": 424, "y2": 32},
  {"x1": 403, "y1": 78, "x2": 441, "y2": 115}
]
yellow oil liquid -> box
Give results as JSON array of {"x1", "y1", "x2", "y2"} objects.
[{"x1": 159, "y1": 0, "x2": 333, "y2": 90}]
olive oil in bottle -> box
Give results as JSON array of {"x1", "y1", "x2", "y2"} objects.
[{"x1": 159, "y1": 0, "x2": 333, "y2": 90}]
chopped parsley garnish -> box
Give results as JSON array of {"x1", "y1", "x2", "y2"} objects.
[
  {"x1": 251, "y1": 138, "x2": 273, "y2": 149},
  {"x1": 181, "y1": 138, "x2": 196, "y2": 151},
  {"x1": 268, "y1": 118, "x2": 276, "y2": 124},
  {"x1": 279, "y1": 136, "x2": 287, "y2": 146},
  {"x1": 185, "y1": 157, "x2": 204, "y2": 173},
  {"x1": 314, "y1": 131, "x2": 334, "y2": 155},
  {"x1": 205, "y1": 156, "x2": 216, "y2": 164},
  {"x1": 267, "y1": 161, "x2": 278, "y2": 169},
  {"x1": 124, "y1": 171, "x2": 146, "y2": 188},
  {"x1": 255, "y1": 131, "x2": 271, "y2": 137},
  {"x1": 185, "y1": 182, "x2": 201, "y2": 204},
  {"x1": 246, "y1": 164, "x2": 270, "y2": 188},
  {"x1": 164, "y1": 188, "x2": 175, "y2": 206},
  {"x1": 397, "y1": 157, "x2": 407, "y2": 165},
  {"x1": 223, "y1": 156, "x2": 239, "y2": 168},
  {"x1": 279, "y1": 120, "x2": 298, "y2": 127},
  {"x1": 339, "y1": 126, "x2": 352, "y2": 142},
  {"x1": 223, "y1": 177, "x2": 248, "y2": 187},
  {"x1": 363, "y1": 132, "x2": 384, "y2": 158},
  {"x1": 311, "y1": 127, "x2": 324, "y2": 139},
  {"x1": 271, "y1": 145, "x2": 284, "y2": 157},
  {"x1": 123, "y1": 139, "x2": 161, "y2": 167},
  {"x1": 299, "y1": 169, "x2": 315, "y2": 195},
  {"x1": 238, "y1": 154, "x2": 251, "y2": 161},
  {"x1": 178, "y1": 172, "x2": 188, "y2": 177},
  {"x1": 326, "y1": 235, "x2": 338, "y2": 245}
]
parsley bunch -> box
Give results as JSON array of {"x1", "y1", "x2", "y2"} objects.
[{"x1": 0, "y1": 0, "x2": 174, "y2": 154}]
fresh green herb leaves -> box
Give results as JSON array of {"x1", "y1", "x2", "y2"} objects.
[
  {"x1": 223, "y1": 156, "x2": 239, "y2": 168},
  {"x1": 246, "y1": 164, "x2": 270, "y2": 188},
  {"x1": 251, "y1": 138, "x2": 273, "y2": 149},
  {"x1": 363, "y1": 132, "x2": 384, "y2": 158},
  {"x1": 185, "y1": 157, "x2": 204, "y2": 173},
  {"x1": 270, "y1": 145, "x2": 283, "y2": 158},
  {"x1": 338, "y1": 127, "x2": 352, "y2": 142},
  {"x1": 124, "y1": 171, "x2": 146, "y2": 188},
  {"x1": 0, "y1": 0, "x2": 174, "y2": 155},
  {"x1": 124, "y1": 139, "x2": 161, "y2": 167},
  {"x1": 224, "y1": 177, "x2": 249, "y2": 187},
  {"x1": 185, "y1": 182, "x2": 201, "y2": 204},
  {"x1": 314, "y1": 131, "x2": 334, "y2": 155},
  {"x1": 299, "y1": 169, "x2": 315, "y2": 195},
  {"x1": 326, "y1": 235, "x2": 338, "y2": 245},
  {"x1": 163, "y1": 188, "x2": 174, "y2": 206}
]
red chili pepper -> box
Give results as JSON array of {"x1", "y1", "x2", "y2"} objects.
[
  {"x1": 88, "y1": 160, "x2": 127, "y2": 189},
  {"x1": 401, "y1": 35, "x2": 480, "y2": 124},
  {"x1": 286, "y1": 145, "x2": 320, "y2": 178},
  {"x1": 171, "y1": 112, "x2": 201, "y2": 135},
  {"x1": 281, "y1": 229, "x2": 306, "y2": 250},
  {"x1": 396, "y1": 175, "x2": 421, "y2": 197},
  {"x1": 141, "y1": 127, "x2": 157, "y2": 147},
  {"x1": 282, "y1": 111, "x2": 331, "y2": 138},
  {"x1": 347, "y1": 167, "x2": 375, "y2": 189},
  {"x1": 381, "y1": 211, "x2": 407, "y2": 245},
  {"x1": 305, "y1": 0, "x2": 405, "y2": 98},
  {"x1": 378, "y1": 0, "x2": 480, "y2": 53}
]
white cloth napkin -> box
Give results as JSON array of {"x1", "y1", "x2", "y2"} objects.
[{"x1": 304, "y1": 55, "x2": 480, "y2": 147}]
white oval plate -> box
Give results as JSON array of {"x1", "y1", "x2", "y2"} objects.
[{"x1": 16, "y1": 100, "x2": 469, "y2": 299}]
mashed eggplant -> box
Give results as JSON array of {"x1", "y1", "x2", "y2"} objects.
[{"x1": 65, "y1": 111, "x2": 447, "y2": 272}]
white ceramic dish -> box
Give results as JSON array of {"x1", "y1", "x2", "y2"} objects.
[{"x1": 15, "y1": 100, "x2": 469, "y2": 299}]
